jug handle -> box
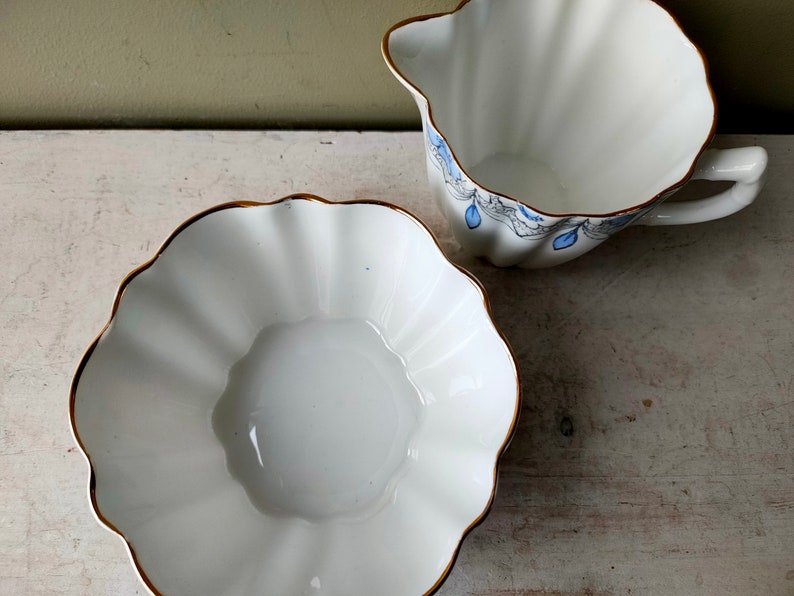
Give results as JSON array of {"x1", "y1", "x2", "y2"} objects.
[{"x1": 635, "y1": 146, "x2": 768, "y2": 226}]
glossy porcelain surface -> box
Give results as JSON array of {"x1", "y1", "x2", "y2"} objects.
[
  {"x1": 383, "y1": 0, "x2": 768, "y2": 267},
  {"x1": 70, "y1": 196, "x2": 520, "y2": 596}
]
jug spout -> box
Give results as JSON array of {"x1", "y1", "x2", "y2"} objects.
[{"x1": 383, "y1": 12, "x2": 456, "y2": 101}]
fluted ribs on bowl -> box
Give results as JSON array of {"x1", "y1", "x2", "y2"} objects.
[{"x1": 71, "y1": 195, "x2": 520, "y2": 596}]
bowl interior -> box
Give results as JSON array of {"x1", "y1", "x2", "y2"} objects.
[
  {"x1": 72, "y1": 198, "x2": 518, "y2": 595},
  {"x1": 212, "y1": 316, "x2": 424, "y2": 521},
  {"x1": 386, "y1": 0, "x2": 715, "y2": 215}
]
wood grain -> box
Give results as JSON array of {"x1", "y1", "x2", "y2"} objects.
[{"x1": 0, "y1": 131, "x2": 791, "y2": 595}]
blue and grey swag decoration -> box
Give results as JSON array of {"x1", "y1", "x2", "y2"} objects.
[{"x1": 426, "y1": 127, "x2": 640, "y2": 250}]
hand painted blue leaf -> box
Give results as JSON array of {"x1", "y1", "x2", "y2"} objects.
[
  {"x1": 465, "y1": 203, "x2": 482, "y2": 228},
  {"x1": 519, "y1": 204, "x2": 543, "y2": 222},
  {"x1": 428, "y1": 127, "x2": 443, "y2": 147},
  {"x1": 552, "y1": 227, "x2": 578, "y2": 250},
  {"x1": 428, "y1": 128, "x2": 462, "y2": 180},
  {"x1": 610, "y1": 213, "x2": 635, "y2": 228}
]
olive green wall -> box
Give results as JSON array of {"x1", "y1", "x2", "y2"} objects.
[{"x1": 1, "y1": 0, "x2": 791, "y2": 131}]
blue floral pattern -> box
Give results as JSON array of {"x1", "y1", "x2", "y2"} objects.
[{"x1": 426, "y1": 127, "x2": 642, "y2": 250}]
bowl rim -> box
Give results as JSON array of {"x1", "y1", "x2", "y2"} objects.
[
  {"x1": 381, "y1": 0, "x2": 718, "y2": 219},
  {"x1": 69, "y1": 193, "x2": 522, "y2": 596}
]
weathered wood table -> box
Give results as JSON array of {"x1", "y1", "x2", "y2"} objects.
[{"x1": 1, "y1": 131, "x2": 792, "y2": 595}]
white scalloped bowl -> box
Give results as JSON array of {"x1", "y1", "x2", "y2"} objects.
[{"x1": 70, "y1": 195, "x2": 519, "y2": 596}]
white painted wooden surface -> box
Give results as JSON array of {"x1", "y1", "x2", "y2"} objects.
[{"x1": 1, "y1": 131, "x2": 792, "y2": 595}]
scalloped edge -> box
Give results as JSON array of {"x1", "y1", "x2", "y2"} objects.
[
  {"x1": 382, "y1": 0, "x2": 718, "y2": 219},
  {"x1": 69, "y1": 193, "x2": 522, "y2": 596}
]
